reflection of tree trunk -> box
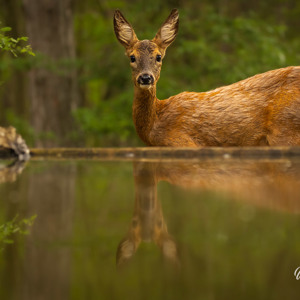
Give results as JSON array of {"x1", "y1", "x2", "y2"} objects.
[
  {"x1": 23, "y1": 0, "x2": 78, "y2": 146},
  {"x1": 21, "y1": 164, "x2": 76, "y2": 300}
]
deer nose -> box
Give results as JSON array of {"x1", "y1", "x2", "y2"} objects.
[{"x1": 138, "y1": 73, "x2": 154, "y2": 85}]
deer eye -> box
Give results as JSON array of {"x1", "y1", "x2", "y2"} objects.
[
  {"x1": 130, "y1": 55, "x2": 136, "y2": 63},
  {"x1": 156, "y1": 55, "x2": 162, "y2": 62}
]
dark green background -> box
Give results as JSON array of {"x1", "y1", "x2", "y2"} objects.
[{"x1": 0, "y1": 0, "x2": 299, "y2": 146}]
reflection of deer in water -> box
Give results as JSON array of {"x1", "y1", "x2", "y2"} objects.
[
  {"x1": 155, "y1": 159, "x2": 300, "y2": 214},
  {"x1": 117, "y1": 158, "x2": 300, "y2": 267},
  {"x1": 117, "y1": 162, "x2": 179, "y2": 268}
]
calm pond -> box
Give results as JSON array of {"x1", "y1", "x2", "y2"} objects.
[{"x1": 0, "y1": 152, "x2": 300, "y2": 299}]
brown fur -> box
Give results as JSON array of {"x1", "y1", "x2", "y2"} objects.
[{"x1": 114, "y1": 9, "x2": 300, "y2": 147}]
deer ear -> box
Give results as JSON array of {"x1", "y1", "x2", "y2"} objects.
[
  {"x1": 161, "y1": 236, "x2": 180, "y2": 266},
  {"x1": 153, "y1": 9, "x2": 179, "y2": 50},
  {"x1": 116, "y1": 238, "x2": 137, "y2": 268},
  {"x1": 114, "y1": 10, "x2": 138, "y2": 49}
]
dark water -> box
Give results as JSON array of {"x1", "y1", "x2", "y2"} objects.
[{"x1": 0, "y1": 156, "x2": 300, "y2": 299}]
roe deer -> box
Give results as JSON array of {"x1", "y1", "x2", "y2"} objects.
[{"x1": 114, "y1": 9, "x2": 300, "y2": 147}]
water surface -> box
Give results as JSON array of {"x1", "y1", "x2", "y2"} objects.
[{"x1": 0, "y1": 156, "x2": 299, "y2": 299}]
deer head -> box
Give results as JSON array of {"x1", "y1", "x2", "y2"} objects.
[
  {"x1": 114, "y1": 9, "x2": 179, "y2": 89},
  {"x1": 116, "y1": 162, "x2": 180, "y2": 268}
]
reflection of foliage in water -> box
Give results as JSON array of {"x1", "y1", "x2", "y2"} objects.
[{"x1": 0, "y1": 215, "x2": 36, "y2": 250}]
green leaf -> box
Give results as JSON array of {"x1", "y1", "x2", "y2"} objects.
[{"x1": 0, "y1": 27, "x2": 11, "y2": 32}]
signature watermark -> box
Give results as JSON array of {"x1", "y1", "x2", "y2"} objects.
[{"x1": 294, "y1": 267, "x2": 300, "y2": 280}]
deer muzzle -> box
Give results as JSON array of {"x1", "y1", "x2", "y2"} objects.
[{"x1": 137, "y1": 73, "x2": 154, "y2": 88}]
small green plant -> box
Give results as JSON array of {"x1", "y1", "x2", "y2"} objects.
[
  {"x1": 0, "y1": 215, "x2": 37, "y2": 250},
  {"x1": 0, "y1": 26, "x2": 35, "y2": 57}
]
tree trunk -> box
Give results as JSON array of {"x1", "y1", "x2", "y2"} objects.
[
  {"x1": 23, "y1": 0, "x2": 77, "y2": 146},
  {"x1": 0, "y1": 0, "x2": 28, "y2": 123}
]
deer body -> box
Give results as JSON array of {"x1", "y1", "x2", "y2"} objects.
[{"x1": 114, "y1": 10, "x2": 300, "y2": 147}]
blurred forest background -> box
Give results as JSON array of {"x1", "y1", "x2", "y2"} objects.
[{"x1": 0, "y1": 0, "x2": 299, "y2": 147}]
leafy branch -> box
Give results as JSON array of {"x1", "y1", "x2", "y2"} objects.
[
  {"x1": 0, "y1": 215, "x2": 37, "y2": 250},
  {"x1": 0, "y1": 26, "x2": 35, "y2": 57}
]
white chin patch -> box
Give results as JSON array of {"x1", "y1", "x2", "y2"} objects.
[{"x1": 139, "y1": 84, "x2": 152, "y2": 90}]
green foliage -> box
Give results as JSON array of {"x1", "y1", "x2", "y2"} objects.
[
  {"x1": 73, "y1": 89, "x2": 139, "y2": 146},
  {"x1": 73, "y1": 8, "x2": 137, "y2": 146},
  {"x1": 0, "y1": 215, "x2": 36, "y2": 250},
  {"x1": 0, "y1": 26, "x2": 34, "y2": 57},
  {"x1": 5, "y1": 109, "x2": 36, "y2": 146},
  {"x1": 165, "y1": 7, "x2": 297, "y2": 93},
  {"x1": 1, "y1": 1, "x2": 300, "y2": 146}
]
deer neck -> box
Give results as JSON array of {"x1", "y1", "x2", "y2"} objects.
[{"x1": 132, "y1": 85, "x2": 158, "y2": 145}]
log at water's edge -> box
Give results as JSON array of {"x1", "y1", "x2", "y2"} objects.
[
  {"x1": 2, "y1": 146, "x2": 300, "y2": 161},
  {"x1": 22, "y1": 146, "x2": 300, "y2": 161}
]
